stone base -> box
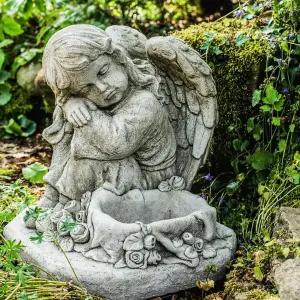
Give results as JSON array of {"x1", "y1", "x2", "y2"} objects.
[{"x1": 4, "y1": 211, "x2": 236, "y2": 300}]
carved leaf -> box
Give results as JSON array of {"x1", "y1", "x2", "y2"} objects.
[
  {"x1": 123, "y1": 232, "x2": 144, "y2": 251},
  {"x1": 203, "y1": 246, "x2": 217, "y2": 259}
]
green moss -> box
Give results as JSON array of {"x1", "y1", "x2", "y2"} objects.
[
  {"x1": 174, "y1": 19, "x2": 273, "y2": 172},
  {"x1": 0, "y1": 87, "x2": 32, "y2": 120}
]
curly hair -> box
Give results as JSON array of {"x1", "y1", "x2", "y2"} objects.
[{"x1": 42, "y1": 24, "x2": 159, "y2": 105}]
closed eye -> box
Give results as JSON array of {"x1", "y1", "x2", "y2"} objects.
[
  {"x1": 98, "y1": 64, "x2": 109, "y2": 76},
  {"x1": 80, "y1": 83, "x2": 93, "y2": 95}
]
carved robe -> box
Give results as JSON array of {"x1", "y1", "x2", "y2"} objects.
[{"x1": 44, "y1": 89, "x2": 177, "y2": 200}]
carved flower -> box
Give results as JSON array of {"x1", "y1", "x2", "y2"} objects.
[
  {"x1": 81, "y1": 191, "x2": 92, "y2": 211},
  {"x1": 184, "y1": 246, "x2": 198, "y2": 259},
  {"x1": 76, "y1": 210, "x2": 87, "y2": 223},
  {"x1": 50, "y1": 209, "x2": 71, "y2": 224},
  {"x1": 144, "y1": 234, "x2": 156, "y2": 250},
  {"x1": 57, "y1": 215, "x2": 76, "y2": 237},
  {"x1": 70, "y1": 223, "x2": 90, "y2": 243},
  {"x1": 64, "y1": 200, "x2": 81, "y2": 215},
  {"x1": 172, "y1": 237, "x2": 184, "y2": 248},
  {"x1": 147, "y1": 250, "x2": 161, "y2": 265},
  {"x1": 168, "y1": 176, "x2": 185, "y2": 190},
  {"x1": 158, "y1": 180, "x2": 172, "y2": 192},
  {"x1": 182, "y1": 232, "x2": 195, "y2": 245},
  {"x1": 193, "y1": 238, "x2": 204, "y2": 253},
  {"x1": 35, "y1": 210, "x2": 55, "y2": 233},
  {"x1": 125, "y1": 250, "x2": 148, "y2": 269}
]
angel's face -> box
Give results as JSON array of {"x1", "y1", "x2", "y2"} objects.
[{"x1": 72, "y1": 54, "x2": 129, "y2": 108}]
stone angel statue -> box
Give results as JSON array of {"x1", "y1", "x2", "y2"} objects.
[
  {"x1": 22, "y1": 24, "x2": 235, "y2": 275},
  {"x1": 17, "y1": 25, "x2": 237, "y2": 296},
  {"x1": 38, "y1": 24, "x2": 218, "y2": 210}
]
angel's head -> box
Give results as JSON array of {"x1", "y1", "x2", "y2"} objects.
[{"x1": 43, "y1": 24, "x2": 157, "y2": 107}]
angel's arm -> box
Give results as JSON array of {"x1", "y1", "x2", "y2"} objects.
[{"x1": 71, "y1": 92, "x2": 160, "y2": 160}]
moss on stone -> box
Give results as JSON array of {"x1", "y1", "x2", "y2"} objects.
[
  {"x1": 0, "y1": 87, "x2": 32, "y2": 120},
  {"x1": 174, "y1": 18, "x2": 272, "y2": 172}
]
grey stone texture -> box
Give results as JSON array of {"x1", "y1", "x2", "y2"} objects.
[
  {"x1": 5, "y1": 24, "x2": 236, "y2": 299},
  {"x1": 273, "y1": 259, "x2": 300, "y2": 300},
  {"x1": 5, "y1": 210, "x2": 236, "y2": 300},
  {"x1": 272, "y1": 207, "x2": 300, "y2": 300},
  {"x1": 273, "y1": 206, "x2": 300, "y2": 240}
]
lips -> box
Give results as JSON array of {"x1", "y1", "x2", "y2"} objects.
[{"x1": 105, "y1": 90, "x2": 116, "y2": 100}]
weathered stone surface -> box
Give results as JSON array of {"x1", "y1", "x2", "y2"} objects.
[
  {"x1": 273, "y1": 259, "x2": 300, "y2": 300},
  {"x1": 273, "y1": 207, "x2": 300, "y2": 240},
  {"x1": 5, "y1": 24, "x2": 235, "y2": 300},
  {"x1": 4, "y1": 211, "x2": 236, "y2": 300}
]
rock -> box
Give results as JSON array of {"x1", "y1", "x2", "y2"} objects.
[
  {"x1": 273, "y1": 207, "x2": 300, "y2": 240},
  {"x1": 16, "y1": 62, "x2": 42, "y2": 95},
  {"x1": 273, "y1": 259, "x2": 300, "y2": 300}
]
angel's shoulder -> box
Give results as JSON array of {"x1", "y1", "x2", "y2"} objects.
[{"x1": 129, "y1": 89, "x2": 161, "y2": 110}]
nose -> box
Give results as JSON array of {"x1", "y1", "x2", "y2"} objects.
[{"x1": 95, "y1": 80, "x2": 107, "y2": 92}]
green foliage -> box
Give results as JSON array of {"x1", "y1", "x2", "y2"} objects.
[{"x1": 22, "y1": 162, "x2": 48, "y2": 184}]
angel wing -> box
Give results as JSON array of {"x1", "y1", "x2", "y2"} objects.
[
  {"x1": 106, "y1": 26, "x2": 218, "y2": 190},
  {"x1": 146, "y1": 36, "x2": 218, "y2": 190}
]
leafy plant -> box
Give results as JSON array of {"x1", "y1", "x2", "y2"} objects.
[{"x1": 22, "y1": 162, "x2": 48, "y2": 184}]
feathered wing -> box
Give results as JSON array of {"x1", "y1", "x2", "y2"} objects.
[
  {"x1": 106, "y1": 26, "x2": 218, "y2": 190},
  {"x1": 146, "y1": 36, "x2": 218, "y2": 190}
]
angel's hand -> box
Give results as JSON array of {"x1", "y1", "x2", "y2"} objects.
[{"x1": 63, "y1": 97, "x2": 96, "y2": 127}]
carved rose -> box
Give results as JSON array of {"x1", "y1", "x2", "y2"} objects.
[
  {"x1": 70, "y1": 223, "x2": 90, "y2": 243},
  {"x1": 158, "y1": 180, "x2": 172, "y2": 192},
  {"x1": 172, "y1": 237, "x2": 184, "y2": 248},
  {"x1": 144, "y1": 234, "x2": 156, "y2": 250},
  {"x1": 64, "y1": 200, "x2": 81, "y2": 215},
  {"x1": 168, "y1": 176, "x2": 185, "y2": 190},
  {"x1": 35, "y1": 210, "x2": 55, "y2": 233},
  {"x1": 182, "y1": 232, "x2": 195, "y2": 245},
  {"x1": 148, "y1": 250, "x2": 161, "y2": 265},
  {"x1": 184, "y1": 246, "x2": 198, "y2": 259},
  {"x1": 125, "y1": 250, "x2": 148, "y2": 269},
  {"x1": 50, "y1": 209, "x2": 71, "y2": 224},
  {"x1": 76, "y1": 210, "x2": 87, "y2": 223},
  {"x1": 193, "y1": 238, "x2": 204, "y2": 253}
]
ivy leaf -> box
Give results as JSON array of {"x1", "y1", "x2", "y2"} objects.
[
  {"x1": 252, "y1": 90, "x2": 261, "y2": 106},
  {"x1": 272, "y1": 117, "x2": 281, "y2": 126},
  {"x1": 226, "y1": 181, "x2": 239, "y2": 195},
  {"x1": 247, "y1": 117, "x2": 255, "y2": 132},
  {"x1": 0, "y1": 71, "x2": 10, "y2": 82},
  {"x1": 11, "y1": 49, "x2": 40, "y2": 76},
  {"x1": 4, "y1": 118, "x2": 23, "y2": 135},
  {"x1": 281, "y1": 41, "x2": 290, "y2": 53},
  {"x1": 282, "y1": 247, "x2": 290, "y2": 258},
  {"x1": 35, "y1": 0, "x2": 46, "y2": 12},
  {"x1": 253, "y1": 265, "x2": 264, "y2": 281},
  {"x1": 241, "y1": 140, "x2": 250, "y2": 151},
  {"x1": 235, "y1": 34, "x2": 250, "y2": 47},
  {"x1": 246, "y1": 149, "x2": 273, "y2": 171},
  {"x1": 0, "y1": 39, "x2": 13, "y2": 48},
  {"x1": 274, "y1": 99, "x2": 284, "y2": 112},
  {"x1": 253, "y1": 124, "x2": 263, "y2": 141},
  {"x1": 22, "y1": 162, "x2": 48, "y2": 183},
  {"x1": 0, "y1": 83, "x2": 12, "y2": 106},
  {"x1": 232, "y1": 139, "x2": 242, "y2": 151},
  {"x1": 0, "y1": 49, "x2": 5, "y2": 69},
  {"x1": 260, "y1": 105, "x2": 271, "y2": 112},
  {"x1": 278, "y1": 139, "x2": 286, "y2": 152},
  {"x1": 289, "y1": 124, "x2": 295, "y2": 132},
  {"x1": 264, "y1": 84, "x2": 281, "y2": 105},
  {"x1": 2, "y1": 16, "x2": 24, "y2": 36},
  {"x1": 18, "y1": 114, "x2": 37, "y2": 137}
]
